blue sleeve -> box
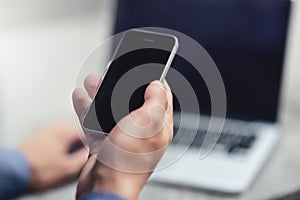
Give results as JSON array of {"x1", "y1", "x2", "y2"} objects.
[
  {"x1": 0, "y1": 148, "x2": 30, "y2": 199},
  {"x1": 78, "y1": 192, "x2": 125, "y2": 200}
]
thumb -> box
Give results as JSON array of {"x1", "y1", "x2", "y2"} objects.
[
  {"x1": 144, "y1": 80, "x2": 168, "y2": 110},
  {"x1": 139, "y1": 80, "x2": 168, "y2": 134},
  {"x1": 113, "y1": 80, "x2": 168, "y2": 139}
]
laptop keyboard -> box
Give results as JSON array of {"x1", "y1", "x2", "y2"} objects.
[{"x1": 173, "y1": 127, "x2": 257, "y2": 154}]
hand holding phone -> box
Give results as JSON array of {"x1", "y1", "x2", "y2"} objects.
[
  {"x1": 73, "y1": 75, "x2": 174, "y2": 199},
  {"x1": 73, "y1": 29, "x2": 178, "y2": 198}
]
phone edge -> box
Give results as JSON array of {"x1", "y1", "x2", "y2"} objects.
[{"x1": 82, "y1": 30, "x2": 178, "y2": 135}]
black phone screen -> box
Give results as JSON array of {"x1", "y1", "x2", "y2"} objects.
[{"x1": 83, "y1": 30, "x2": 176, "y2": 133}]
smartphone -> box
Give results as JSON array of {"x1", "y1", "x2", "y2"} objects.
[{"x1": 83, "y1": 29, "x2": 178, "y2": 134}]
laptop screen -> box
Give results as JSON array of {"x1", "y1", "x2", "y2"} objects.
[{"x1": 114, "y1": 0, "x2": 291, "y2": 123}]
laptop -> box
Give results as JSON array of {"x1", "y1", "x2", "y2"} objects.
[{"x1": 113, "y1": 0, "x2": 291, "y2": 193}]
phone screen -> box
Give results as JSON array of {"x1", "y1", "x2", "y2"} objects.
[{"x1": 83, "y1": 30, "x2": 177, "y2": 133}]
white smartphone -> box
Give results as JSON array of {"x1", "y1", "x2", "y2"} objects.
[{"x1": 83, "y1": 29, "x2": 178, "y2": 134}]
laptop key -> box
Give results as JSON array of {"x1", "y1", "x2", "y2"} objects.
[
  {"x1": 227, "y1": 135, "x2": 256, "y2": 153},
  {"x1": 227, "y1": 142, "x2": 240, "y2": 153},
  {"x1": 239, "y1": 135, "x2": 256, "y2": 149}
]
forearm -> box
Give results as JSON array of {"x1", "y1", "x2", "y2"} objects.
[{"x1": 0, "y1": 148, "x2": 30, "y2": 199}]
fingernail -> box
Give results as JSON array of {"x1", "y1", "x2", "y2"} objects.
[{"x1": 152, "y1": 80, "x2": 166, "y2": 90}]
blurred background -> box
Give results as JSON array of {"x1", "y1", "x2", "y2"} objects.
[
  {"x1": 0, "y1": 0, "x2": 115, "y2": 146},
  {"x1": 0, "y1": 0, "x2": 300, "y2": 199}
]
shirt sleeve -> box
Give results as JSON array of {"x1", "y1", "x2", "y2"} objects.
[
  {"x1": 78, "y1": 192, "x2": 125, "y2": 200},
  {"x1": 0, "y1": 148, "x2": 30, "y2": 200}
]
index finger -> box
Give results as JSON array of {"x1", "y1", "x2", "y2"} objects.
[{"x1": 84, "y1": 74, "x2": 102, "y2": 98}]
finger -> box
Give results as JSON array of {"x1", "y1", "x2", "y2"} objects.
[
  {"x1": 162, "y1": 80, "x2": 173, "y2": 117},
  {"x1": 105, "y1": 82, "x2": 170, "y2": 153},
  {"x1": 127, "y1": 81, "x2": 168, "y2": 127},
  {"x1": 162, "y1": 80, "x2": 174, "y2": 142},
  {"x1": 142, "y1": 81, "x2": 168, "y2": 125},
  {"x1": 144, "y1": 80, "x2": 168, "y2": 110},
  {"x1": 109, "y1": 121, "x2": 170, "y2": 153},
  {"x1": 117, "y1": 81, "x2": 168, "y2": 138},
  {"x1": 84, "y1": 74, "x2": 102, "y2": 98},
  {"x1": 72, "y1": 87, "x2": 91, "y2": 124}
]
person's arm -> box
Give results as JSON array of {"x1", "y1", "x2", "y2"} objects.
[
  {"x1": 0, "y1": 123, "x2": 88, "y2": 200},
  {"x1": 0, "y1": 148, "x2": 30, "y2": 199}
]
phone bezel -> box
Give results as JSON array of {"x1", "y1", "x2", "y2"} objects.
[{"x1": 82, "y1": 29, "x2": 178, "y2": 135}]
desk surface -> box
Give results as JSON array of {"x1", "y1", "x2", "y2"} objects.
[{"x1": 18, "y1": 107, "x2": 300, "y2": 200}]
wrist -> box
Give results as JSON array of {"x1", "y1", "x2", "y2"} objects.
[
  {"x1": 0, "y1": 149, "x2": 31, "y2": 198},
  {"x1": 19, "y1": 145, "x2": 38, "y2": 190},
  {"x1": 92, "y1": 163, "x2": 150, "y2": 200}
]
